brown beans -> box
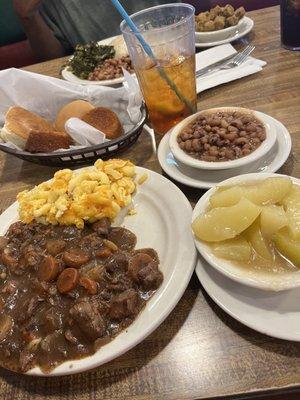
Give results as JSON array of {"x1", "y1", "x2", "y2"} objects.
[
  {"x1": 38, "y1": 256, "x2": 59, "y2": 282},
  {"x1": 252, "y1": 137, "x2": 261, "y2": 145},
  {"x1": 57, "y1": 268, "x2": 79, "y2": 294},
  {"x1": 88, "y1": 56, "x2": 134, "y2": 81},
  {"x1": 242, "y1": 148, "x2": 251, "y2": 155},
  {"x1": 225, "y1": 149, "x2": 235, "y2": 159},
  {"x1": 221, "y1": 119, "x2": 229, "y2": 128},
  {"x1": 62, "y1": 248, "x2": 90, "y2": 268},
  {"x1": 177, "y1": 110, "x2": 266, "y2": 162},
  {"x1": 248, "y1": 123, "x2": 258, "y2": 132},
  {"x1": 181, "y1": 132, "x2": 191, "y2": 141},
  {"x1": 226, "y1": 133, "x2": 238, "y2": 141},
  {"x1": 227, "y1": 125, "x2": 238, "y2": 133},
  {"x1": 192, "y1": 139, "x2": 201, "y2": 151},
  {"x1": 235, "y1": 137, "x2": 248, "y2": 145},
  {"x1": 185, "y1": 140, "x2": 192, "y2": 151},
  {"x1": 232, "y1": 118, "x2": 243, "y2": 129},
  {"x1": 209, "y1": 146, "x2": 218, "y2": 156}
]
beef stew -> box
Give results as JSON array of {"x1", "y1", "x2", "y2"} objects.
[{"x1": 0, "y1": 220, "x2": 163, "y2": 373}]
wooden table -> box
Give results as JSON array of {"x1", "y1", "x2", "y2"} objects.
[{"x1": 1, "y1": 5, "x2": 300, "y2": 400}]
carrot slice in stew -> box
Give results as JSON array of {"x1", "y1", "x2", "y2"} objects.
[
  {"x1": 95, "y1": 248, "x2": 112, "y2": 259},
  {"x1": 38, "y1": 256, "x2": 59, "y2": 282},
  {"x1": 79, "y1": 277, "x2": 98, "y2": 295},
  {"x1": 57, "y1": 268, "x2": 79, "y2": 294},
  {"x1": 62, "y1": 248, "x2": 90, "y2": 268}
]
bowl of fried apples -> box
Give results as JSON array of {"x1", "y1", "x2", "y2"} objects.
[
  {"x1": 195, "y1": 4, "x2": 246, "y2": 42},
  {"x1": 192, "y1": 173, "x2": 300, "y2": 291}
]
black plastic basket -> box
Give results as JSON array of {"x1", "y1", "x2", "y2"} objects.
[{"x1": 0, "y1": 105, "x2": 147, "y2": 167}]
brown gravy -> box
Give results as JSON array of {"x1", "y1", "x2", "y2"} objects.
[{"x1": 0, "y1": 219, "x2": 163, "y2": 373}]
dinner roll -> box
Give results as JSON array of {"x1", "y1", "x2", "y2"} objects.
[
  {"x1": 25, "y1": 130, "x2": 73, "y2": 153},
  {"x1": 55, "y1": 100, "x2": 95, "y2": 132},
  {"x1": 0, "y1": 106, "x2": 53, "y2": 149},
  {"x1": 81, "y1": 107, "x2": 124, "y2": 139}
]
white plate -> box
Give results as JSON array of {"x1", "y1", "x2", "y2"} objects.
[
  {"x1": 196, "y1": 257, "x2": 300, "y2": 341},
  {"x1": 61, "y1": 36, "x2": 134, "y2": 86},
  {"x1": 157, "y1": 112, "x2": 291, "y2": 189},
  {"x1": 193, "y1": 173, "x2": 300, "y2": 291},
  {"x1": 195, "y1": 16, "x2": 254, "y2": 48},
  {"x1": 0, "y1": 166, "x2": 197, "y2": 376}
]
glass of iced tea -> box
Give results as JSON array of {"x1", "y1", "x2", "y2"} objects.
[{"x1": 121, "y1": 3, "x2": 197, "y2": 134}]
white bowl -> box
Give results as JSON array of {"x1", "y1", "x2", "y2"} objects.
[
  {"x1": 169, "y1": 107, "x2": 277, "y2": 171},
  {"x1": 195, "y1": 17, "x2": 245, "y2": 43},
  {"x1": 192, "y1": 173, "x2": 300, "y2": 292}
]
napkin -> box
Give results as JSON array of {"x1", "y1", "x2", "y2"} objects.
[
  {"x1": 196, "y1": 44, "x2": 266, "y2": 93},
  {"x1": 65, "y1": 118, "x2": 108, "y2": 146}
]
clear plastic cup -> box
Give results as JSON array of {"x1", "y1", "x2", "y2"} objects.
[{"x1": 121, "y1": 3, "x2": 197, "y2": 134}]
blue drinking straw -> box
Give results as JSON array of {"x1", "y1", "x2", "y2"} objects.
[{"x1": 110, "y1": 0, "x2": 195, "y2": 114}]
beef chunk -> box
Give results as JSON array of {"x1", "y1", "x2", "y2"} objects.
[
  {"x1": 106, "y1": 252, "x2": 128, "y2": 273},
  {"x1": 128, "y1": 253, "x2": 163, "y2": 290},
  {"x1": 43, "y1": 307, "x2": 63, "y2": 331},
  {"x1": 7, "y1": 222, "x2": 23, "y2": 237},
  {"x1": 137, "y1": 263, "x2": 163, "y2": 290},
  {"x1": 40, "y1": 331, "x2": 67, "y2": 361},
  {"x1": 92, "y1": 218, "x2": 111, "y2": 236},
  {"x1": 133, "y1": 248, "x2": 159, "y2": 263},
  {"x1": 22, "y1": 249, "x2": 41, "y2": 268},
  {"x1": 26, "y1": 296, "x2": 44, "y2": 317},
  {"x1": 1, "y1": 247, "x2": 19, "y2": 269},
  {"x1": 46, "y1": 240, "x2": 66, "y2": 256},
  {"x1": 19, "y1": 348, "x2": 37, "y2": 372},
  {"x1": 0, "y1": 280, "x2": 18, "y2": 295},
  {"x1": 108, "y1": 228, "x2": 137, "y2": 251},
  {"x1": 109, "y1": 289, "x2": 140, "y2": 320},
  {"x1": 0, "y1": 237, "x2": 8, "y2": 251},
  {"x1": 69, "y1": 302, "x2": 106, "y2": 340},
  {"x1": 80, "y1": 233, "x2": 103, "y2": 254},
  {"x1": 64, "y1": 329, "x2": 79, "y2": 344},
  {"x1": 0, "y1": 315, "x2": 13, "y2": 342}
]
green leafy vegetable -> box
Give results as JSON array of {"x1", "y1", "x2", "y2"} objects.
[{"x1": 66, "y1": 42, "x2": 115, "y2": 79}]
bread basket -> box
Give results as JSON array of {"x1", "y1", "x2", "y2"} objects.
[{"x1": 0, "y1": 104, "x2": 147, "y2": 167}]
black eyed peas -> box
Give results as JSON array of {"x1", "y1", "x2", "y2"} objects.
[
  {"x1": 88, "y1": 56, "x2": 134, "y2": 81},
  {"x1": 177, "y1": 111, "x2": 266, "y2": 162}
]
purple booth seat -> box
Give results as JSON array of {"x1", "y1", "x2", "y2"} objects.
[{"x1": 188, "y1": 0, "x2": 279, "y2": 13}]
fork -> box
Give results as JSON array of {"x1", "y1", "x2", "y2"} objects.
[{"x1": 196, "y1": 45, "x2": 255, "y2": 77}]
